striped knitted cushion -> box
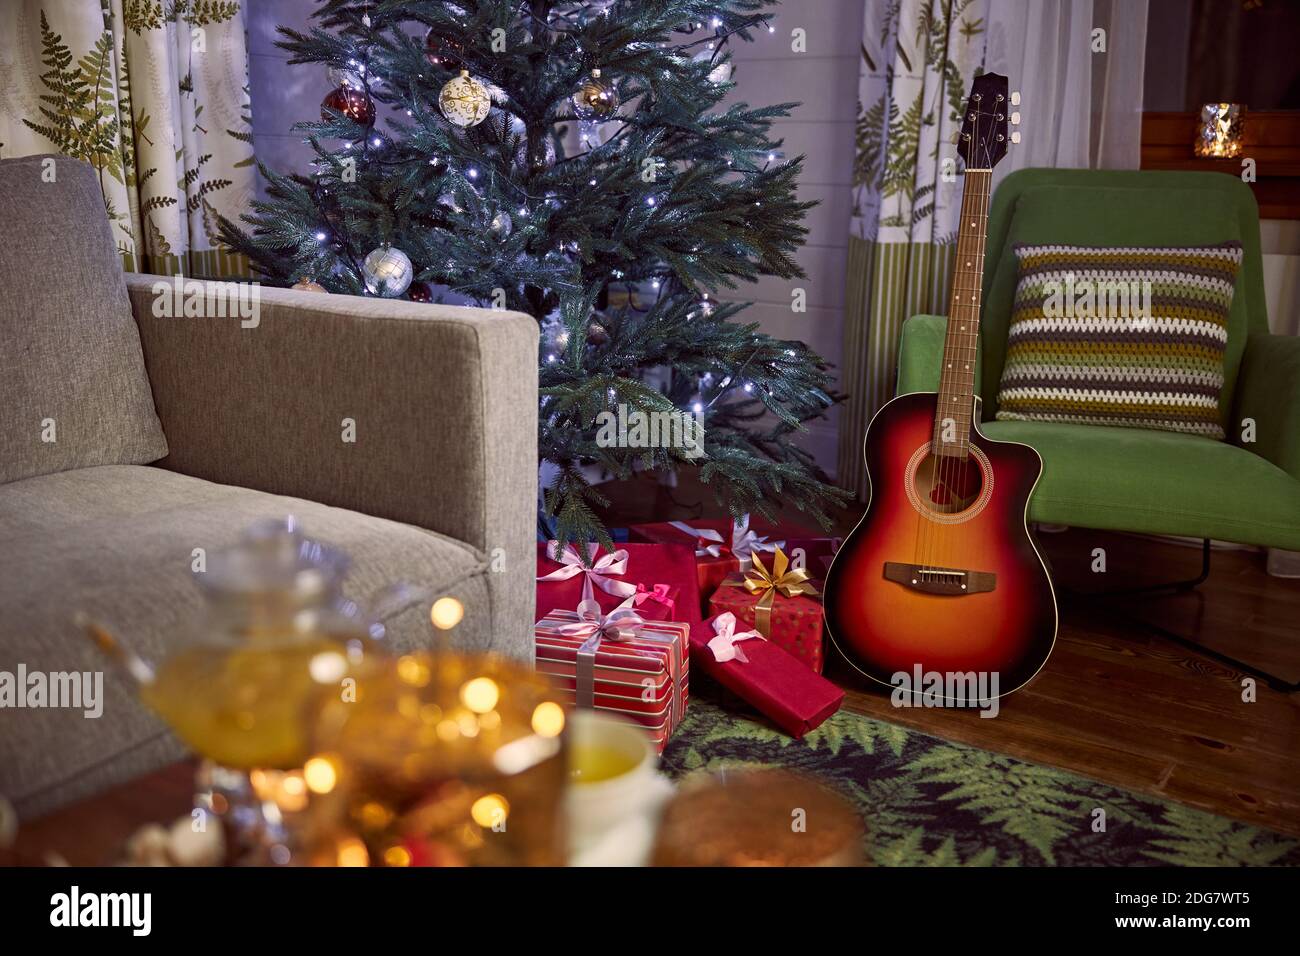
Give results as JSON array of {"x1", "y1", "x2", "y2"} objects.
[{"x1": 994, "y1": 241, "x2": 1243, "y2": 439}]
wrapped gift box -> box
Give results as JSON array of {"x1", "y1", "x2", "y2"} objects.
[
  {"x1": 693, "y1": 613, "x2": 843, "y2": 738},
  {"x1": 628, "y1": 517, "x2": 840, "y2": 611},
  {"x1": 708, "y1": 585, "x2": 825, "y2": 673},
  {"x1": 536, "y1": 541, "x2": 701, "y2": 625},
  {"x1": 534, "y1": 608, "x2": 689, "y2": 753},
  {"x1": 706, "y1": 549, "x2": 826, "y2": 673}
]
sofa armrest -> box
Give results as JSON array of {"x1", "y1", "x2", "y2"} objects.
[
  {"x1": 124, "y1": 273, "x2": 539, "y2": 660},
  {"x1": 896, "y1": 314, "x2": 947, "y2": 395},
  {"x1": 1233, "y1": 332, "x2": 1300, "y2": 481}
]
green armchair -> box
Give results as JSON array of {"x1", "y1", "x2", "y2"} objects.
[{"x1": 897, "y1": 169, "x2": 1300, "y2": 554}]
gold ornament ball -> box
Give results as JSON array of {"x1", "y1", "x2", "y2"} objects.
[
  {"x1": 586, "y1": 321, "x2": 609, "y2": 345},
  {"x1": 292, "y1": 277, "x2": 328, "y2": 293},
  {"x1": 438, "y1": 70, "x2": 491, "y2": 128},
  {"x1": 573, "y1": 68, "x2": 619, "y2": 119}
]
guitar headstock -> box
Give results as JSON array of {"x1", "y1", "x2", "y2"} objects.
[{"x1": 956, "y1": 73, "x2": 1019, "y2": 170}]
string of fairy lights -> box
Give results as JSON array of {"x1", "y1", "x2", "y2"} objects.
[{"x1": 291, "y1": 2, "x2": 798, "y2": 441}]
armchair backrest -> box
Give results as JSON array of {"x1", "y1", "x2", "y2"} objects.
[{"x1": 980, "y1": 168, "x2": 1269, "y2": 425}]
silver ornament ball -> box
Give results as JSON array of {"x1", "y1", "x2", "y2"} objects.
[{"x1": 362, "y1": 245, "x2": 414, "y2": 298}]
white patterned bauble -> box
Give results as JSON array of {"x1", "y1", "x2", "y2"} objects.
[
  {"x1": 693, "y1": 49, "x2": 732, "y2": 85},
  {"x1": 438, "y1": 70, "x2": 491, "y2": 128},
  {"x1": 362, "y1": 245, "x2": 414, "y2": 298}
]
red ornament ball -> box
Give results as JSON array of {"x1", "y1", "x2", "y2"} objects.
[
  {"x1": 321, "y1": 86, "x2": 376, "y2": 126},
  {"x1": 424, "y1": 27, "x2": 464, "y2": 70},
  {"x1": 407, "y1": 282, "x2": 434, "y2": 303}
]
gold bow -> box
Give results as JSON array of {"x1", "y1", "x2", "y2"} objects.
[{"x1": 723, "y1": 547, "x2": 818, "y2": 637}]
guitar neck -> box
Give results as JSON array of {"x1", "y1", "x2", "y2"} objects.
[{"x1": 932, "y1": 168, "x2": 993, "y2": 459}]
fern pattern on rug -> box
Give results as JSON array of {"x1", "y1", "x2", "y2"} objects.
[{"x1": 661, "y1": 699, "x2": 1299, "y2": 867}]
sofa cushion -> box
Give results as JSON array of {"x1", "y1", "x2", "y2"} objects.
[
  {"x1": 981, "y1": 183, "x2": 1248, "y2": 428},
  {"x1": 995, "y1": 241, "x2": 1244, "y2": 440},
  {"x1": 0, "y1": 155, "x2": 167, "y2": 484},
  {"x1": 0, "y1": 465, "x2": 494, "y2": 818},
  {"x1": 980, "y1": 419, "x2": 1300, "y2": 550}
]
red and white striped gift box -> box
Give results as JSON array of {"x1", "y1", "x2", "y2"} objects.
[{"x1": 534, "y1": 609, "x2": 689, "y2": 753}]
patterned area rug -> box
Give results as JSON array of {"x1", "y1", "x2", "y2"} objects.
[{"x1": 661, "y1": 696, "x2": 1300, "y2": 866}]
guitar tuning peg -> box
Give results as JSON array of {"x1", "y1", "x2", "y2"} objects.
[
  {"x1": 1010, "y1": 131, "x2": 1021, "y2": 144},
  {"x1": 1010, "y1": 90, "x2": 1021, "y2": 107},
  {"x1": 1011, "y1": 111, "x2": 1021, "y2": 125},
  {"x1": 949, "y1": 130, "x2": 960, "y2": 145}
]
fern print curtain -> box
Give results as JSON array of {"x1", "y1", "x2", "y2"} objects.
[
  {"x1": 839, "y1": 0, "x2": 990, "y2": 499},
  {"x1": 0, "y1": 0, "x2": 255, "y2": 276},
  {"x1": 838, "y1": 0, "x2": 1147, "y2": 499}
]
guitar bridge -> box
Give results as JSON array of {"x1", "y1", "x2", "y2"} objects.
[{"x1": 883, "y1": 562, "x2": 996, "y2": 596}]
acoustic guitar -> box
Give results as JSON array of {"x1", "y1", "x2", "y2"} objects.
[{"x1": 823, "y1": 73, "x2": 1057, "y2": 701}]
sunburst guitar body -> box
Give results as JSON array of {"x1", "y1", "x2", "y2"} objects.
[
  {"x1": 823, "y1": 393, "x2": 1057, "y2": 697},
  {"x1": 823, "y1": 73, "x2": 1057, "y2": 700}
]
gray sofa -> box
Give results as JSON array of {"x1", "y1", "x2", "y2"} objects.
[{"x1": 0, "y1": 155, "x2": 539, "y2": 818}]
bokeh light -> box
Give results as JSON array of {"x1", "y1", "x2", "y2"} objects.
[{"x1": 430, "y1": 597, "x2": 464, "y2": 630}]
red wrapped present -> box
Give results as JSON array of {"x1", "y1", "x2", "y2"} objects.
[
  {"x1": 693, "y1": 611, "x2": 843, "y2": 737},
  {"x1": 627, "y1": 514, "x2": 789, "y2": 613},
  {"x1": 536, "y1": 540, "x2": 700, "y2": 625},
  {"x1": 535, "y1": 601, "x2": 689, "y2": 753},
  {"x1": 706, "y1": 548, "x2": 826, "y2": 672},
  {"x1": 778, "y1": 531, "x2": 842, "y2": 589}
]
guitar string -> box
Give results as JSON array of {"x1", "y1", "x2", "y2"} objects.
[
  {"x1": 932, "y1": 169, "x2": 976, "y2": 573},
  {"x1": 921, "y1": 164, "x2": 967, "y2": 577},
  {"x1": 929, "y1": 162, "x2": 989, "y2": 579}
]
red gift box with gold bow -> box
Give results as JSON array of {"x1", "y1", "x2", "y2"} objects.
[
  {"x1": 706, "y1": 547, "x2": 826, "y2": 673},
  {"x1": 534, "y1": 600, "x2": 689, "y2": 753},
  {"x1": 628, "y1": 516, "x2": 841, "y2": 613},
  {"x1": 627, "y1": 515, "x2": 787, "y2": 613}
]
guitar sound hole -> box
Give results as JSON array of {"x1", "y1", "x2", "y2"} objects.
[{"x1": 911, "y1": 453, "x2": 985, "y2": 516}]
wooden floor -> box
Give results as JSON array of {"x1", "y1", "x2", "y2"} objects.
[{"x1": 600, "y1": 474, "x2": 1300, "y2": 837}]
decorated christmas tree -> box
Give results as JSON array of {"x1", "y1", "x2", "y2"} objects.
[{"x1": 221, "y1": 0, "x2": 848, "y2": 547}]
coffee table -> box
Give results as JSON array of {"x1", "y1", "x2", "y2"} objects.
[{"x1": 1, "y1": 760, "x2": 198, "y2": 867}]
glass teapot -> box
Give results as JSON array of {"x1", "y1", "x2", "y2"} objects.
[{"x1": 84, "y1": 517, "x2": 419, "y2": 771}]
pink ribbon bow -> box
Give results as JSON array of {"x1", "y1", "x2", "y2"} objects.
[
  {"x1": 538, "y1": 540, "x2": 637, "y2": 605},
  {"x1": 707, "y1": 611, "x2": 765, "y2": 664},
  {"x1": 558, "y1": 598, "x2": 645, "y2": 708},
  {"x1": 631, "y1": 582, "x2": 676, "y2": 615}
]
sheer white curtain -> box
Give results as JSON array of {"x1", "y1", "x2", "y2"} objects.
[{"x1": 984, "y1": 0, "x2": 1148, "y2": 180}]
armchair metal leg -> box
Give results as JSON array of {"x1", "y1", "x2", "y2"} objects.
[
  {"x1": 1058, "y1": 538, "x2": 1299, "y2": 694},
  {"x1": 1097, "y1": 538, "x2": 1211, "y2": 597}
]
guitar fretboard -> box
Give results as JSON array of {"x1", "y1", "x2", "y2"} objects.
[{"x1": 932, "y1": 168, "x2": 992, "y2": 459}]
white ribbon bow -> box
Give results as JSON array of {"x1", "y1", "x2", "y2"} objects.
[
  {"x1": 538, "y1": 540, "x2": 637, "y2": 605},
  {"x1": 728, "y1": 513, "x2": 785, "y2": 563},
  {"x1": 668, "y1": 515, "x2": 785, "y2": 563},
  {"x1": 707, "y1": 611, "x2": 765, "y2": 664},
  {"x1": 668, "y1": 520, "x2": 726, "y2": 557}
]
